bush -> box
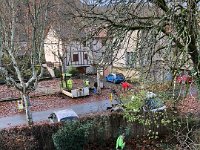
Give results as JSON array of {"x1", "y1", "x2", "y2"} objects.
[
  {"x1": 52, "y1": 121, "x2": 92, "y2": 150},
  {"x1": 54, "y1": 67, "x2": 61, "y2": 78},
  {"x1": 66, "y1": 66, "x2": 79, "y2": 76},
  {"x1": 52, "y1": 114, "x2": 132, "y2": 150},
  {"x1": 41, "y1": 68, "x2": 52, "y2": 78},
  {"x1": 0, "y1": 76, "x2": 5, "y2": 84},
  {"x1": 23, "y1": 69, "x2": 32, "y2": 80}
]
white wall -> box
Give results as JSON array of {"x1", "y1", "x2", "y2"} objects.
[
  {"x1": 44, "y1": 28, "x2": 62, "y2": 63},
  {"x1": 88, "y1": 38, "x2": 104, "y2": 64},
  {"x1": 113, "y1": 31, "x2": 138, "y2": 68}
]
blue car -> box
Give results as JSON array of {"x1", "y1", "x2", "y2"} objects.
[{"x1": 105, "y1": 73, "x2": 125, "y2": 84}]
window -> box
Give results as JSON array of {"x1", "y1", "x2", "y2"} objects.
[
  {"x1": 84, "y1": 54, "x2": 88, "y2": 60},
  {"x1": 60, "y1": 116, "x2": 78, "y2": 122},
  {"x1": 73, "y1": 54, "x2": 79, "y2": 61}
]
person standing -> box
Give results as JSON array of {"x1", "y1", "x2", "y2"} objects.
[
  {"x1": 93, "y1": 82, "x2": 98, "y2": 94},
  {"x1": 116, "y1": 133, "x2": 125, "y2": 150},
  {"x1": 67, "y1": 78, "x2": 73, "y2": 91},
  {"x1": 84, "y1": 79, "x2": 90, "y2": 87},
  {"x1": 121, "y1": 81, "x2": 130, "y2": 92}
]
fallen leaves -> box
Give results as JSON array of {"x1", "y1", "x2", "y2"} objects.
[
  {"x1": 177, "y1": 96, "x2": 200, "y2": 116},
  {"x1": 0, "y1": 79, "x2": 111, "y2": 118}
]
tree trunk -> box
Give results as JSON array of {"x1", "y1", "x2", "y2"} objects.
[
  {"x1": 187, "y1": 0, "x2": 200, "y2": 96},
  {"x1": 21, "y1": 92, "x2": 33, "y2": 125},
  {"x1": 60, "y1": 58, "x2": 66, "y2": 74}
]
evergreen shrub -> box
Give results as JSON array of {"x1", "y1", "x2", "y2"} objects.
[
  {"x1": 52, "y1": 121, "x2": 92, "y2": 150},
  {"x1": 66, "y1": 66, "x2": 79, "y2": 76}
]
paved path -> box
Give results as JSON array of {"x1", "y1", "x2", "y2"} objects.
[{"x1": 0, "y1": 99, "x2": 118, "y2": 130}]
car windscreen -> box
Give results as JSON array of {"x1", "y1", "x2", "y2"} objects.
[
  {"x1": 145, "y1": 98, "x2": 164, "y2": 109},
  {"x1": 116, "y1": 74, "x2": 124, "y2": 79},
  {"x1": 60, "y1": 116, "x2": 78, "y2": 122}
]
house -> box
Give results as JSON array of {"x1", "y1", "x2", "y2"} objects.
[
  {"x1": 106, "y1": 29, "x2": 173, "y2": 82},
  {"x1": 99, "y1": 3, "x2": 196, "y2": 83},
  {"x1": 109, "y1": 28, "x2": 193, "y2": 82},
  {"x1": 44, "y1": 26, "x2": 105, "y2": 74}
]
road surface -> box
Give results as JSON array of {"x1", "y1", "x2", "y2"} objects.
[{"x1": 0, "y1": 99, "x2": 118, "y2": 130}]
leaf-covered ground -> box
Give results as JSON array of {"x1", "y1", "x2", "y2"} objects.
[
  {"x1": 177, "y1": 96, "x2": 200, "y2": 116},
  {"x1": 0, "y1": 79, "x2": 112, "y2": 118}
]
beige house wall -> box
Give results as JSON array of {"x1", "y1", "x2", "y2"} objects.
[
  {"x1": 44, "y1": 28, "x2": 104, "y2": 75},
  {"x1": 113, "y1": 31, "x2": 138, "y2": 68},
  {"x1": 44, "y1": 28, "x2": 62, "y2": 64}
]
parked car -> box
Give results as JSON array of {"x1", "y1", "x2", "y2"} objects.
[
  {"x1": 110, "y1": 105, "x2": 124, "y2": 112},
  {"x1": 143, "y1": 92, "x2": 166, "y2": 112},
  {"x1": 48, "y1": 109, "x2": 79, "y2": 123},
  {"x1": 143, "y1": 97, "x2": 166, "y2": 112},
  {"x1": 105, "y1": 73, "x2": 125, "y2": 84},
  {"x1": 176, "y1": 74, "x2": 192, "y2": 84}
]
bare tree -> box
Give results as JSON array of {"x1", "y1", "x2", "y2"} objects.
[
  {"x1": 44, "y1": 0, "x2": 89, "y2": 74},
  {"x1": 67, "y1": 0, "x2": 200, "y2": 89},
  {"x1": 0, "y1": 0, "x2": 51, "y2": 125}
]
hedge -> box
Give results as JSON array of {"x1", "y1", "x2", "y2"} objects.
[
  {"x1": 0, "y1": 113, "x2": 169, "y2": 150},
  {"x1": 0, "y1": 123, "x2": 61, "y2": 150}
]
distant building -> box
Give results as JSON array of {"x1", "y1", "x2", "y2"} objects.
[{"x1": 44, "y1": 26, "x2": 105, "y2": 74}]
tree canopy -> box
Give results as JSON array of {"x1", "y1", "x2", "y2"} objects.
[{"x1": 67, "y1": 0, "x2": 200, "y2": 86}]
